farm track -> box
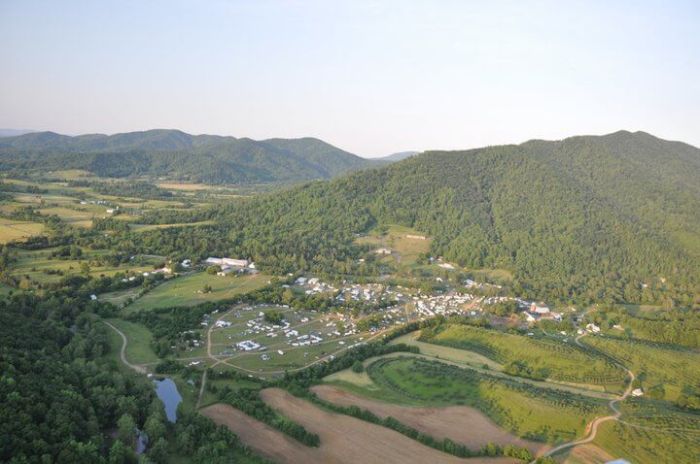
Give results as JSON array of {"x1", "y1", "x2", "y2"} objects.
[
  {"x1": 103, "y1": 321, "x2": 147, "y2": 374},
  {"x1": 535, "y1": 333, "x2": 635, "y2": 461}
]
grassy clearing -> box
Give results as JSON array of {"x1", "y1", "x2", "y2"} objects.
[
  {"x1": 99, "y1": 286, "x2": 143, "y2": 307},
  {"x1": 583, "y1": 335, "x2": 700, "y2": 401},
  {"x1": 0, "y1": 217, "x2": 45, "y2": 243},
  {"x1": 124, "y1": 272, "x2": 270, "y2": 313},
  {"x1": 390, "y1": 331, "x2": 501, "y2": 369},
  {"x1": 37, "y1": 206, "x2": 96, "y2": 228},
  {"x1": 422, "y1": 324, "x2": 626, "y2": 390},
  {"x1": 105, "y1": 318, "x2": 160, "y2": 364}
]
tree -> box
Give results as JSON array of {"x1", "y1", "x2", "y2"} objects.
[
  {"x1": 117, "y1": 414, "x2": 136, "y2": 446},
  {"x1": 351, "y1": 360, "x2": 364, "y2": 373},
  {"x1": 109, "y1": 440, "x2": 135, "y2": 464}
]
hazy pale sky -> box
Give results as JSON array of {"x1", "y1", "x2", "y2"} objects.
[{"x1": 1, "y1": 0, "x2": 698, "y2": 156}]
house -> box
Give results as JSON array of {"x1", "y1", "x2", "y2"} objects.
[
  {"x1": 530, "y1": 303, "x2": 550, "y2": 314},
  {"x1": 631, "y1": 388, "x2": 644, "y2": 397},
  {"x1": 586, "y1": 323, "x2": 601, "y2": 334},
  {"x1": 406, "y1": 234, "x2": 426, "y2": 240},
  {"x1": 214, "y1": 320, "x2": 231, "y2": 328},
  {"x1": 90, "y1": 294, "x2": 97, "y2": 301},
  {"x1": 206, "y1": 257, "x2": 249, "y2": 268},
  {"x1": 106, "y1": 208, "x2": 115, "y2": 214},
  {"x1": 374, "y1": 247, "x2": 392, "y2": 255}
]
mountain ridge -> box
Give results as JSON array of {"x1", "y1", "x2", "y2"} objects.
[{"x1": 0, "y1": 129, "x2": 376, "y2": 184}]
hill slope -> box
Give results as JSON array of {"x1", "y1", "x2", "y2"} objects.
[
  {"x1": 208, "y1": 130, "x2": 699, "y2": 304},
  {"x1": 0, "y1": 130, "x2": 373, "y2": 184}
]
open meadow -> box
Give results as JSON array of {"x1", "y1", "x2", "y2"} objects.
[{"x1": 124, "y1": 272, "x2": 270, "y2": 313}]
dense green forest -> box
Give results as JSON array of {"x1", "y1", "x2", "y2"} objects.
[
  {"x1": 120, "y1": 131, "x2": 699, "y2": 305},
  {"x1": 0, "y1": 129, "x2": 378, "y2": 184}
]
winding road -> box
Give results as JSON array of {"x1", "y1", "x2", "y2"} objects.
[
  {"x1": 104, "y1": 321, "x2": 147, "y2": 374},
  {"x1": 534, "y1": 332, "x2": 636, "y2": 461}
]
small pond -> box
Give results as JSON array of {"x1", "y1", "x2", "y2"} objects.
[{"x1": 153, "y1": 377, "x2": 182, "y2": 423}]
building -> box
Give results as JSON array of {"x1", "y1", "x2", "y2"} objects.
[
  {"x1": 530, "y1": 303, "x2": 550, "y2": 314},
  {"x1": 205, "y1": 257, "x2": 249, "y2": 268},
  {"x1": 586, "y1": 323, "x2": 601, "y2": 334},
  {"x1": 374, "y1": 247, "x2": 392, "y2": 255},
  {"x1": 631, "y1": 388, "x2": 644, "y2": 397}
]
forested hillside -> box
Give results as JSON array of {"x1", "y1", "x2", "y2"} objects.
[
  {"x1": 0, "y1": 129, "x2": 374, "y2": 184},
  {"x1": 179, "y1": 130, "x2": 697, "y2": 305}
]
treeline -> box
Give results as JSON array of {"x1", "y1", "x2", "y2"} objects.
[
  {"x1": 69, "y1": 180, "x2": 173, "y2": 199},
  {"x1": 593, "y1": 305, "x2": 700, "y2": 348},
  {"x1": 219, "y1": 388, "x2": 320, "y2": 447}
]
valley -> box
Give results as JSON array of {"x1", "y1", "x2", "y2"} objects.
[{"x1": 1, "y1": 131, "x2": 698, "y2": 464}]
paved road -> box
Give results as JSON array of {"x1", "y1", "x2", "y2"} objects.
[{"x1": 104, "y1": 321, "x2": 148, "y2": 374}]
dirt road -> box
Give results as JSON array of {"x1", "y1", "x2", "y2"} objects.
[{"x1": 104, "y1": 321, "x2": 147, "y2": 374}]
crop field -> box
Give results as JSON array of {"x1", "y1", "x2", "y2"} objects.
[
  {"x1": 37, "y1": 206, "x2": 96, "y2": 228},
  {"x1": 0, "y1": 217, "x2": 45, "y2": 243},
  {"x1": 311, "y1": 384, "x2": 548, "y2": 455},
  {"x1": 593, "y1": 411, "x2": 700, "y2": 464},
  {"x1": 11, "y1": 248, "x2": 158, "y2": 286},
  {"x1": 124, "y1": 272, "x2": 270, "y2": 313},
  {"x1": 336, "y1": 356, "x2": 608, "y2": 444},
  {"x1": 583, "y1": 335, "x2": 700, "y2": 401},
  {"x1": 422, "y1": 324, "x2": 626, "y2": 390},
  {"x1": 203, "y1": 389, "x2": 517, "y2": 464}
]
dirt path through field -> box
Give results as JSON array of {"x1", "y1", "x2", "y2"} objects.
[
  {"x1": 311, "y1": 384, "x2": 548, "y2": 456},
  {"x1": 104, "y1": 321, "x2": 147, "y2": 374}
]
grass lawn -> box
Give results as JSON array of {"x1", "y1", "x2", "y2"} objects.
[
  {"x1": 106, "y1": 318, "x2": 160, "y2": 364},
  {"x1": 0, "y1": 217, "x2": 45, "y2": 243},
  {"x1": 99, "y1": 286, "x2": 143, "y2": 307},
  {"x1": 124, "y1": 272, "x2": 270, "y2": 313},
  {"x1": 389, "y1": 331, "x2": 502, "y2": 369}
]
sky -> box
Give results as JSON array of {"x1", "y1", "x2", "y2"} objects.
[{"x1": 1, "y1": 0, "x2": 698, "y2": 156}]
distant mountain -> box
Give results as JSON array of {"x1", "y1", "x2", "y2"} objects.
[
  {"x1": 374, "y1": 151, "x2": 420, "y2": 162},
  {"x1": 211, "y1": 130, "x2": 700, "y2": 303},
  {"x1": 0, "y1": 129, "x2": 35, "y2": 138},
  {"x1": 0, "y1": 129, "x2": 374, "y2": 184}
]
